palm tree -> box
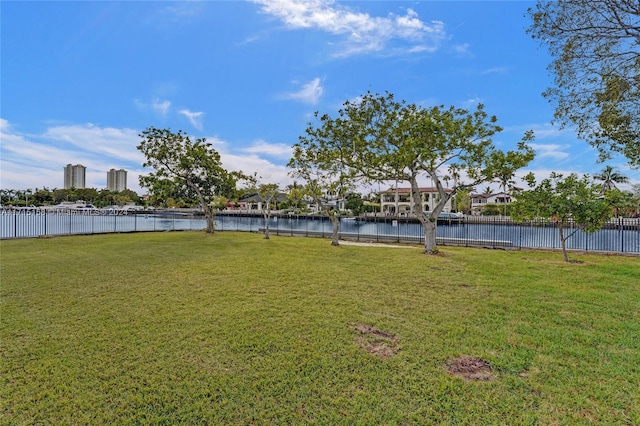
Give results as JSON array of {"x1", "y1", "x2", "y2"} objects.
[
  {"x1": 594, "y1": 166, "x2": 629, "y2": 192},
  {"x1": 6, "y1": 189, "x2": 16, "y2": 205}
]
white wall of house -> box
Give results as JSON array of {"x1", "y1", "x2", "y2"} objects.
[
  {"x1": 379, "y1": 188, "x2": 454, "y2": 216},
  {"x1": 470, "y1": 192, "x2": 513, "y2": 213}
]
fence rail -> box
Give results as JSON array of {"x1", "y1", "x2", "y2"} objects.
[{"x1": 1, "y1": 209, "x2": 638, "y2": 254}]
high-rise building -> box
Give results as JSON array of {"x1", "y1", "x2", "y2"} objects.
[
  {"x1": 64, "y1": 164, "x2": 86, "y2": 189},
  {"x1": 106, "y1": 168, "x2": 127, "y2": 192}
]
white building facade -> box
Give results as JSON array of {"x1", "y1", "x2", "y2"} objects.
[
  {"x1": 64, "y1": 164, "x2": 86, "y2": 189},
  {"x1": 379, "y1": 187, "x2": 454, "y2": 216},
  {"x1": 470, "y1": 192, "x2": 513, "y2": 214},
  {"x1": 106, "y1": 169, "x2": 127, "y2": 192}
]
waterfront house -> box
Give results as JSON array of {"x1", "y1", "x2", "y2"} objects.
[
  {"x1": 238, "y1": 193, "x2": 288, "y2": 211},
  {"x1": 469, "y1": 192, "x2": 513, "y2": 214},
  {"x1": 379, "y1": 187, "x2": 455, "y2": 216}
]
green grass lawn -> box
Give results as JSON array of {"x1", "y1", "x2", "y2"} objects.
[{"x1": 1, "y1": 232, "x2": 639, "y2": 424}]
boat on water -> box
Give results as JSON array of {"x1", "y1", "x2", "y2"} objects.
[
  {"x1": 423, "y1": 211, "x2": 464, "y2": 224},
  {"x1": 45, "y1": 201, "x2": 98, "y2": 210},
  {"x1": 424, "y1": 211, "x2": 463, "y2": 220}
]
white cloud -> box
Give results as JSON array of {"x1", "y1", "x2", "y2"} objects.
[
  {"x1": 178, "y1": 109, "x2": 205, "y2": 130},
  {"x1": 240, "y1": 35, "x2": 261, "y2": 45},
  {"x1": 504, "y1": 122, "x2": 569, "y2": 140},
  {"x1": 3, "y1": 118, "x2": 634, "y2": 196},
  {"x1": 134, "y1": 97, "x2": 171, "y2": 117},
  {"x1": 0, "y1": 120, "x2": 146, "y2": 191},
  {"x1": 461, "y1": 96, "x2": 483, "y2": 109},
  {"x1": 481, "y1": 67, "x2": 508, "y2": 75},
  {"x1": 44, "y1": 124, "x2": 143, "y2": 163},
  {"x1": 284, "y1": 78, "x2": 324, "y2": 105},
  {"x1": 452, "y1": 43, "x2": 472, "y2": 57},
  {"x1": 253, "y1": 0, "x2": 447, "y2": 57},
  {"x1": 0, "y1": 160, "x2": 62, "y2": 192},
  {"x1": 529, "y1": 143, "x2": 571, "y2": 161},
  {"x1": 222, "y1": 153, "x2": 292, "y2": 187},
  {"x1": 0, "y1": 119, "x2": 295, "y2": 192},
  {"x1": 152, "y1": 98, "x2": 171, "y2": 116},
  {"x1": 200, "y1": 135, "x2": 292, "y2": 186},
  {"x1": 244, "y1": 139, "x2": 293, "y2": 159}
]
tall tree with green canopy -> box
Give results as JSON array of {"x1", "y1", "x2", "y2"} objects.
[
  {"x1": 137, "y1": 127, "x2": 242, "y2": 233},
  {"x1": 454, "y1": 189, "x2": 472, "y2": 215},
  {"x1": 257, "y1": 183, "x2": 281, "y2": 239},
  {"x1": 527, "y1": 1, "x2": 640, "y2": 166},
  {"x1": 511, "y1": 173, "x2": 612, "y2": 262},
  {"x1": 603, "y1": 188, "x2": 636, "y2": 218},
  {"x1": 288, "y1": 113, "x2": 363, "y2": 246},
  {"x1": 491, "y1": 149, "x2": 526, "y2": 215},
  {"x1": 344, "y1": 192, "x2": 364, "y2": 216},
  {"x1": 335, "y1": 92, "x2": 535, "y2": 254},
  {"x1": 244, "y1": 175, "x2": 282, "y2": 240},
  {"x1": 284, "y1": 181, "x2": 307, "y2": 212}
]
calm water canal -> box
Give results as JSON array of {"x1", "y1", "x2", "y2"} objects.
[{"x1": 2, "y1": 210, "x2": 638, "y2": 254}]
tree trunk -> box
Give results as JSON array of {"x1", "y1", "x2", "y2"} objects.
[
  {"x1": 263, "y1": 210, "x2": 270, "y2": 239},
  {"x1": 329, "y1": 213, "x2": 340, "y2": 246},
  {"x1": 422, "y1": 219, "x2": 437, "y2": 253},
  {"x1": 204, "y1": 204, "x2": 215, "y2": 234},
  {"x1": 410, "y1": 175, "x2": 439, "y2": 254},
  {"x1": 193, "y1": 190, "x2": 215, "y2": 234},
  {"x1": 559, "y1": 225, "x2": 569, "y2": 262}
]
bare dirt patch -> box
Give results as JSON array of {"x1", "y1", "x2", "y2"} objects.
[
  {"x1": 354, "y1": 323, "x2": 399, "y2": 359},
  {"x1": 446, "y1": 356, "x2": 493, "y2": 381}
]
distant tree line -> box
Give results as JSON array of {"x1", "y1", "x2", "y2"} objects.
[
  {"x1": 474, "y1": 166, "x2": 640, "y2": 219},
  {"x1": 2, "y1": 167, "x2": 637, "y2": 220},
  {"x1": 0, "y1": 187, "x2": 141, "y2": 208}
]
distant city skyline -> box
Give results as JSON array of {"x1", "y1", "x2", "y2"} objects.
[{"x1": 61, "y1": 164, "x2": 129, "y2": 192}]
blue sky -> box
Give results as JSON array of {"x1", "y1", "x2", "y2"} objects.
[{"x1": 2, "y1": 0, "x2": 638, "y2": 194}]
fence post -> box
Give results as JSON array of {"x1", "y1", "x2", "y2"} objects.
[
  {"x1": 518, "y1": 219, "x2": 522, "y2": 250},
  {"x1": 493, "y1": 216, "x2": 497, "y2": 248}
]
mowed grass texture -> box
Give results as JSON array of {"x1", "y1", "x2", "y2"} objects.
[{"x1": 1, "y1": 232, "x2": 638, "y2": 424}]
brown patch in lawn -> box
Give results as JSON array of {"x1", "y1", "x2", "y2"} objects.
[
  {"x1": 354, "y1": 323, "x2": 399, "y2": 359},
  {"x1": 446, "y1": 355, "x2": 493, "y2": 381}
]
